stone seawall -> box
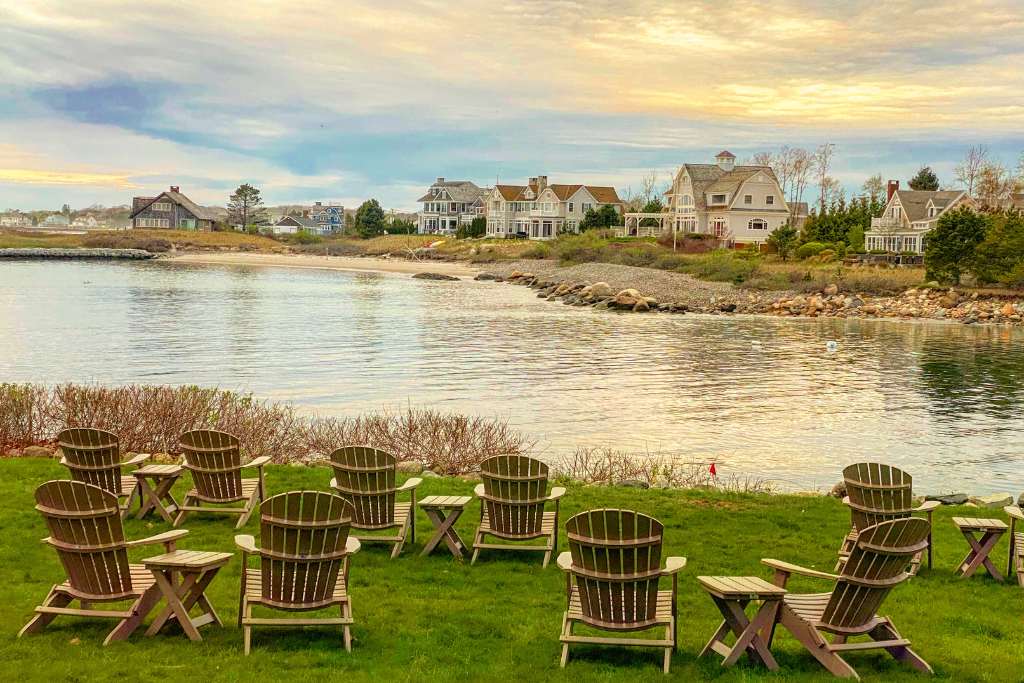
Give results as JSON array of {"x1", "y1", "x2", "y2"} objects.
[{"x1": 0, "y1": 248, "x2": 156, "y2": 260}]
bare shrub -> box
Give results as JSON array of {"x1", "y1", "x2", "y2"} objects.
[
  {"x1": 556, "y1": 446, "x2": 776, "y2": 493},
  {"x1": 0, "y1": 383, "x2": 529, "y2": 471}
]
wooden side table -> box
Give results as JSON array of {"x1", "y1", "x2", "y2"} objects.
[
  {"x1": 144, "y1": 550, "x2": 232, "y2": 641},
  {"x1": 698, "y1": 576, "x2": 786, "y2": 671},
  {"x1": 419, "y1": 495, "x2": 471, "y2": 558},
  {"x1": 133, "y1": 464, "x2": 182, "y2": 524},
  {"x1": 954, "y1": 517, "x2": 1007, "y2": 581}
]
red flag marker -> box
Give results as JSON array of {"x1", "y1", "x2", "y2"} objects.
[{"x1": 709, "y1": 462, "x2": 717, "y2": 477}]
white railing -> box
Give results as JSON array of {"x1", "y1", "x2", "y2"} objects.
[{"x1": 870, "y1": 216, "x2": 901, "y2": 229}]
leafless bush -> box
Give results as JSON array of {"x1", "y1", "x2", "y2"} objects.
[
  {"x1": 304, "y1": 408, "x2": 532, "y2": 473},
  {"x1": 0, "y1": 383, "x2": 529, "y2": 471},
  {"x1": 556, "y1": 446, "x2": 776, "y2": 493}
]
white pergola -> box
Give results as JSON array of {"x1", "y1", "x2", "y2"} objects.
[{"x1": 620, "y1": 212, "x2": 672, "y2": 238}]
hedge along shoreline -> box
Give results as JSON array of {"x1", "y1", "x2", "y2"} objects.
[{"x1": 0, "y1": 383, "x2": 530, "y2": 474}]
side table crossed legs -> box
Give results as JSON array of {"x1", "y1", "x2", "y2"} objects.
[
  {"x1": 700, "y1": 596, "x2": 782, "y2": 670},
  {"x1": 146, "y1": 568, "x2": 224, "y2": 641},
  {"x1": 422, "y1": 507, "x2": 468, "y2": 557},
  {"x1": 957, "y1": 529, "x2": 1005, "y2": 581}
]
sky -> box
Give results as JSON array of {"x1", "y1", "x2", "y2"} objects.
[{"x1": 1, "y1": 0, "x2": 1023, "y2": 212}]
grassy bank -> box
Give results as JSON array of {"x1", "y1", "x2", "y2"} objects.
[
  {"x1": 2, "y1": 458, "x2": 1020, "y2": 681},
  {"x1": 0, "y1": 229, "x2": 284, "y2": 252}
]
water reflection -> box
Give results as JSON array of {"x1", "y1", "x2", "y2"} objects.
[{"x1": 0, "y1": 259, "x2": 1022, "y2": 494}]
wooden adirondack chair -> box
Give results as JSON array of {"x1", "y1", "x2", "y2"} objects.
[
  {"x1": 1006, "y1": 505, "x2": 1024, "y2": 587},
  {"x1": 235, "y1": 490, "x2": 360, "y2": 654},
  {"x1": 836, "y1": 463, "x2": 938, "y2": 574},
  {"x1": 174, "y1": 430, "x2": 269, "y2": 529},
  {"x1": 19, "y1": 480, "x2": 188, "y2": 645},
  {"x1": 556, "y1": 509, "x2": 685, "y2": 674},
  {"x1": 57, "y1": 428, "x2": 149, "y2": 519},
  {"x1": 471, "y1": 454, "x2": 565, "y2": 567},
  {"x1": 763, "y1": 517, "x2": 933, "y2": 679},
  {"x1": 328, "y1": 446, "x2": 421, "y2": 558}
]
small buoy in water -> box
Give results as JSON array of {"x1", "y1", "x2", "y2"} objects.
[{"x1": 826, "y1": 340, "x2": 839, "y2": 352}]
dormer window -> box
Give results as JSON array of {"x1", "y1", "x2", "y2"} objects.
[
  {"x1": 927, "y1": 206, "x2": 938, "y2": 218},
  {"x1": 711, "y1": 194, "x2": 727, "y2": 205}
]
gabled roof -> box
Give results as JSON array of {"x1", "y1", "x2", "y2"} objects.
[
  {"x1": 495, "y1": 182, "x2": 621, "y2": 205},
  {"x1": 130, "y1": 190, "x2": 216, "y2": 221},
  {"x1": 679, "y1": 164, "x2": 781, "y2": 211},
  {"x1": 892, "y1": 190, "x2": 965, "y2": 223},
  {"x1": 417, "y1": 180, "x2": 487, "y2": 203},
  {"x1": 275, "y1": 215, "x2": 319, "y2": 228},
  {"x1": 715, "y1": 150, "x2": 736, "y2": 159}
]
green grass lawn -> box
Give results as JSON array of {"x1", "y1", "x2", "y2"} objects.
[{"x1": 1, "y1": 459, "x2": 1021, "y2": 682}]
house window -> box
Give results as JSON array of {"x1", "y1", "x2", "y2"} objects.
[
  {"x1": 136, "y1": 217, "x2": 169, "y2": 228},
  {"x1": 568, "y1": 202, "x2": 574, "y2": 213},
  {"x1": 152, "y1": 202, "x2": 171, "y2": 212},
  {"x1": 744, "y1": 195, "x2": 752, "y2": 204},
  {"x1": 179, "y1": 218, "x2": 195, "y2": 229},
  {"x1": 711, "y1": 217, "x2": 728, "y2": 237},
  {"x1": 680, "y1": 194, "x2": 693, "y2": 206},
  {"x1": 582, "y1": 203, "x2": 593, "y2": 213},
  {"x1": 748, "y1": 218, "x2": 768, "y2": 230},
  {"x1": 766, "y1": 195, "x2": 775, "y2": 205},
  {"x1": 711, "y1": 194, "x2": 727, "y2": 204}
]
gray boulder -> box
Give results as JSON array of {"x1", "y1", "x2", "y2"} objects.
[
  {"x1": 616, "y1": 479, "x2": 650, "y2": 489},
  {"x1": 925, "y1": 493, "x2": 968, "y2": 505},
  {"x1": 474, "y1": 272, "x2": 499, "y2": 281},
  {"x1": 412, "y1": 272, "x2": 460, "y2": 281},
  {"x1": 968, "y1": 493, "x2": 1014, "y2": 509}
]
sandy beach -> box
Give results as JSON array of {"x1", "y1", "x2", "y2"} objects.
[{"x1": 168, "y1": 251, "x2": 480, "y2": 277}]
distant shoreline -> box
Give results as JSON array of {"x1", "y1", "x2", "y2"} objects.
[{"x1": 166, "y1": 251, "x2": 480, "y2": 277}]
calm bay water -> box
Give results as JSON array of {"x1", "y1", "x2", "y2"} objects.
[{"x1": 1, "y1": 259, "x2": 1023, "y2": 494}]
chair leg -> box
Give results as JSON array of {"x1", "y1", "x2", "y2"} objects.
[
  {"x1": 18, "y1": 588, "x2": 69, "y2": 637},
  {"x1": 342, "y1": 601, "x2": 353, "y2": 652},
  {"x1": 663, "y1": 644, "x2": 672, "y2": 674},
  {"x1": 104, "y1": 586, "x2": 162, "y2": 645},
  {"x1": 871, "y1": 620, "x2": 933, "y2": 674},
  {"x1": 779, "y1": 608, "x2": 858, "y2": 679},
  {"x1": 559, "y1": 614, "x2": 572, "y2": 668},
  {"x1": 236, "y1": 494, "x2": 258, "y2": 529},
  {"x1": 243, "y1": 603, "x2": 253, "y2": 655},
  {"x1": 238, "y1": 572, "x2": 246, "y2": 627},
  {"x1": 471, "y1": 529, "x2": 483, "y2": 565},
  {"x1": 173, "y1": 496, "x2": 194, "y2": 527}
]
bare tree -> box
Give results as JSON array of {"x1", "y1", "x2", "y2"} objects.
[
  {"x1": 749, "y1": 152, "x2": 773, "y2": 167},
  {"x1": 790, "y1": 148, "x2": 814, "y2": 220},
  {"x1": 813, "y1": 143, "x2": 836, "y2": 213},
  {"x1": 954, "y1": 145, "x2": 989, "y2": 196},
  {"x1": 861, "y1": 173, "x2": 885, "y2": 203},
  {"x1": 821, "y1": 177, "x2": 844, "y2": 208},
  {"x1": 975, "y1": 161, "x2": 1022, "y2": 210},
  {"x1": 640, "y1": 170, "x2": 660, "y2": 205}
]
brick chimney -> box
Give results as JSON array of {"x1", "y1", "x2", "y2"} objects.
[
  {"x1": 302, "y1": 210, "x2": 309, "y2": 218},
  {"x1": 436, "y1": 177, "x2": 445, "y2": 184},
  {"x1": 536, "y1": 175, "x2": 548, "y2": 192},
  {"x1": 887, "y1": 180, "x2": 899, "y2": 201},
  {"x1": 169, "y1": 185, "x2": 180, "y2": 193}
]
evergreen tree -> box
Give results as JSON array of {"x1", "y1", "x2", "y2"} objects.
[
  {"x1": 908, "y1": 166, "x2": 940, "y2": 191},
  {"x1": 354, "y1": 199, "x2": 386, "y2": 237},
  {"x1": 226, "y1": 184, "x2": 267, "y2": 230},
  {"x1": 924, "y1": 207, "x2": 987, "y2": 285}
]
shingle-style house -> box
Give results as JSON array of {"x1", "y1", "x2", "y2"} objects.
[
  {"x1": 310, "y1": 202, "x2": 345, "y2": 233},
  {"x1": 417, "y1": 178, "x2": 488, "y2": 234},
  {"x1": 484, "y1": 175, "x2": 623, "y2": 239},
  {"x1": 130, "y1": 186, "x2": 215, "y2": 231},
  {"x1": 624, "y1": 150, "x2": 798, "y2": 246},
  {"x1": 42, "y1": 214, "x2": 70, "y2": 227},
  {"x1": 865, "y1": 181, "x2": 975, "y2": 254},
  {"x1": 0, "y1": 213, "x2": 30, "y2": 227}
]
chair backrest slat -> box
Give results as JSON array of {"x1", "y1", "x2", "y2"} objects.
[
  {"x1": 57, "y1": 428, "x2": 125, "y2": 496},
  {"x1": 566, "y1": 509, "x2": 664, "y2": 629},
  {"x1": 480, "y1": 455, "x2": 549, "y2": 538},
  {"x1": 180, "y1": 430, "x2": 243, "y2": 502},
  {"x1": 259, "y1": 491, "x2": 353, "y2": 607},
  {"x1": 328, "y1": 446, "x2": 397, "y2": 528},
  {"x1": 34, "y1": 480, "x2": 134, "y2": 598},
  {"x1": 843, "y1": 463, "x2": 914, "y2": 531},
  {"x1": 821, "y1": 517, "x2": 929, "y2": 631}
]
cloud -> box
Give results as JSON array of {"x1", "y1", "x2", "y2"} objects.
[{"x1": 0, "y1": 0, "x2": 1022, "y2": 209}]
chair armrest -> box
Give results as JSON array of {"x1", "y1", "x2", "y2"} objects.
[
  {"x1": 126, "y1": 529, "x2": 189, "y2": 551},
  {"x1": 329, "y1": 477, "x2": 339, "y2": 489},
  {"x1": 1005, "y1": 505, "x2": 1024, "y2": 521},
  {"x1": 345, "y1": 537, "x2": 361, "y2": 555},
  {"x1": 243, "y1": 456, "x2": 271, "y2": 468},
  {"x1": 662, "y1": 556, "x2": 687, "y2": 576},
  {"x1": 762, "y1": 558, "x2": 839, "y2": 583},
  {"x1": 397, "y1": 477, "x2": 422, "y2": 492},
  {"x1": 916, "y1": 499, "x2": 941, "y2": 513},
  {"x1": 235, "y1": 534, "x2": 258, "y2": 554},
  {"x1": 556, "y1": 551, "x2": 572, "y2": 572},
  {"x1": 473, "y1": 483, "x2": 485, "y2": 498},
  {"x1": 841, "y1": 496, "x2": 851, "y2": 507},
  {"x1": 547, "y1": 486, "x2": 567, "y2": 501},
  {"x1": 122, "y1": 453, "x2": 151, "y2": 467}
]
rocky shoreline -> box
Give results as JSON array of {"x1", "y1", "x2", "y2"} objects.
[{"x1": 477, "y1": 260, "x2": 1024, "y2": 326}]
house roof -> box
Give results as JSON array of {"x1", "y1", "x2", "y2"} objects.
[
  {"x1": 495, "y1": 182, "x2": 622, "y2": 205},
  {"x1": 276, "y1": 215, "x2": 319, "y2": 228},
  {"x1": 417, "y1": 180, "x2": 487, "y2": 203},
  {"x1": 893, "y1": 190, "x2": 964, "y2": 223},
  {"x1": 680, "y1": 164, "x2": 781, "y2": 211},
  {"x1": 715, "y1": 150, "x2": 736, "y2": 159},
  {"x1": 130, "y1": 190, "x2": 216, "y2": 221}
]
